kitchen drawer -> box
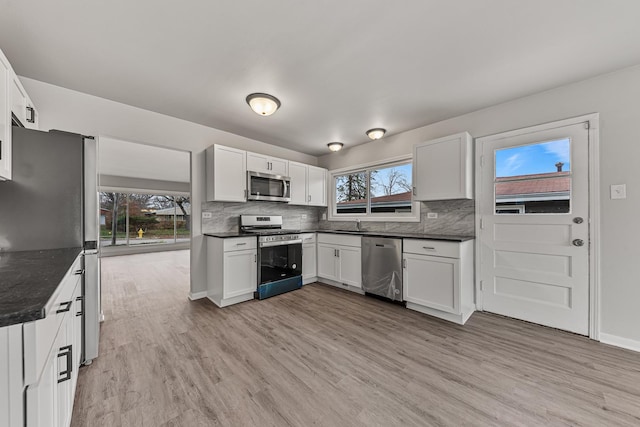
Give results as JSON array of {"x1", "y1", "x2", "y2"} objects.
[
  {"x1": 403, "y1": 239, "x2": 460, "y2": 259},
  {"x1": 23, "y1": 256, "x2": 82, "y2": 386},
  {"x1": 223, "y1": 236, "x2": 257, "y2": 252},
  {"x1": 301, "y1": 233, "x2": 316, "y2": 244},
  {"x1": 317, "y1": 233, "x2": 361, "y2": 248}
]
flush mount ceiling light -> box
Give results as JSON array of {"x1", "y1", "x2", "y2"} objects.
[
  {"x1": 327, "y1": 142, "x2": 344, "y2": 152},
  {"x1": 246, "y1": 93, "x2": 281, "y2": 116},
  {"x1": 366, "y1": 128, "x2": 386, "y2": 140}
]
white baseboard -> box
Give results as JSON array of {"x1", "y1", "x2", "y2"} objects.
[
  {"x1": 600, "y1": 333, "x2": 640, "y2": 353},
  {"x1": 188, "y1": 291, "x2": 208, "y2": 300}
]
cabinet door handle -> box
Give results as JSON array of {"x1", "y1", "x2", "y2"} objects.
[
  {"x1": 56, "y1": 301, "x2": 73, "y2": 314},
  {"x1": 423, "y1": 246, "x2": 436, "y2": 250},
  {"x1": 413, "y1": 187, "x2": 416, "y2": 196},
  {"x1": 26, "y1": 106, "x2": 35, "y2": 123},
  {"x1": 73, "y1": 269, "x2": 84, "y2": 275},
  {"x1": 236, "y1": 242, "x2": 247, "y2": 246},
  {"x1": 57, "y1": 345, "x2": 73, "y2": 383},
  {"x1": 336, "y1": 249, "x2": 340, "y2": 258},
  {"x1": 76, "y1": 296, "x2": 84, "y2": 316},
  {"x1": 254, "y1": 254, "x2": 257, "y2": 262}
]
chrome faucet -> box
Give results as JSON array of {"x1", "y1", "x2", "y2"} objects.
[{"x1": 356, "y1": 218, "x2": 361, "y2": 232}]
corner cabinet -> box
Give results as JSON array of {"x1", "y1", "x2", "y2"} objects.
[
  {"x1": 403, "y1": 239, "x2": 475, "y2": 324},
  {"x1": 317, "y1": 233, "x2": 361, "y2": 289},
  {"x1": 206, "y1": 144, "x2": 247, "y2": 202},
  {"x1": 413, "y1": 132, "x2": 473, "y2": 200},
  {"x1": 207, "y1": 236, "x2": 257, "y2": 307}
]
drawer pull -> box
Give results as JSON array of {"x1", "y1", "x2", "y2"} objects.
[
  {"x1": 73, "y1": 269, "x2": 84, "y2": 275},
  {"x1": 423, "y1": 246, "x2": 436, "y2": 250},
  {"x1": 56, "y1": 301, "x2": 73, "y2": 314},
  {"x1": 236, "y1": 242, "x2": 247, "y2": 246},
  {"x1": 76, "y1": 296, "x2": 84, "y2": 316},
  {"x1": 57, "y1": 345, "x2": 73, "y2": 383}
]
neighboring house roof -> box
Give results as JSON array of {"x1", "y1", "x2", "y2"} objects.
[
  {"x1": 154, "y1": 206, "x2": 192, "y2": 216},
  {"x1": 496, "y1": 171, "x2": 570, "y2": 202}
]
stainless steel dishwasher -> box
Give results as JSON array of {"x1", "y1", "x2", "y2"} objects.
[{"x1": 361, "y1": 236, "x2": 403, "y2": 302}]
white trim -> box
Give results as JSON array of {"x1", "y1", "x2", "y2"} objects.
[
  {"x1": 600, "y1": 333, "x2": 640, "y2": 353},
  {"x1": 188, "y1": 291, "x2": 208, "y2": 300},
  {"x1": 474, "y1": 113, "x2": 601, "y2": 340},
  {"x1": 328, "y1": 154, "x2": 420, "y2": 223}
]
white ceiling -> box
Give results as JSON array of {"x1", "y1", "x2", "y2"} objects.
[{"x1": 2, "y1": 1, "x2": 640, "y2": 156}]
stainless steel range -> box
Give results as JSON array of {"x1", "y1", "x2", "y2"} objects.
[{"x1": 240, "y1": 215, "x2": 303, "y2": 300}]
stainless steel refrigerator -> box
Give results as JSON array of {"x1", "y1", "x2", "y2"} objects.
[{"x1": 0, "y1": 126, "x2": 101, "y2": 364}]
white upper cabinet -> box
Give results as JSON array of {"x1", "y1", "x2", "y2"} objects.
[
  {"x1": 413, "y1": 132, "x2": 473, "y2": 200},
  {"x1": 206, "y1": 144, "x2": 247, "y2": 202},
  {"x1": 288, "y1": 161, "x2": 308, "y2": 205},
  {"x1": 0, "y1": 51, "x2": 10, "y2": 180},
  {"x1": 307, "y1": 165, "x2": 327, "y2": 206},
  {"x1": 288, "y1": 161, "x2": 327, "y2": 207},
  {"x1": 246, "y1": 151, "x2": 288, "y2": 176}
]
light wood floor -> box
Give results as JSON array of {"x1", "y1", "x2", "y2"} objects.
[{"x1": 72, "y1": 250, "x2": 640, "y2": 426}]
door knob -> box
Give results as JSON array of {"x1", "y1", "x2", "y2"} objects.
[
  {"x1": 572, "y1": 239, "x2": 584, "y2": 247},
  {"x1": 573, "y1": 217, "x2": 584, "y2": 224}
]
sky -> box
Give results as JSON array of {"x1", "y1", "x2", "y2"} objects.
[
  {"x1": 495, "y1": 138, "x2": 571, "y2": 178},
  {"x1": 370, "y1": 163, "x2": 412, "y2": 196}
]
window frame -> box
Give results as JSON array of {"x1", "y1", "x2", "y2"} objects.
[{"x1": 328, "y1": 155, "x2": 420, "y2": 222}]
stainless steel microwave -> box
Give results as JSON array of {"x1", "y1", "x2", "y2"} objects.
[{"x1": 247, "y1": 171, "x2": 291, "y2": 202}]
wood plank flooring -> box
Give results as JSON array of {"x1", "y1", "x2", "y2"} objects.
[{"x1": 71, "y1": 250, "x2": 640, "y2": 426}]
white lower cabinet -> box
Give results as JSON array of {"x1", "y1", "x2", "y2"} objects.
[
  {"x1": 207, "y1": 236, "x2": 257, "y2": 307},
  {"x1": 403, "y1": 239, "x2": 475, "y2": 324},
  {"x1": 301, "y1": 233, "x2": 317, "y2": 284},
  {"x1": 21, "y1": 254, "x2": 83, "y2": 427},
  {"x1": 317, "y1": 233, "x2": 362, "y2": 289}
]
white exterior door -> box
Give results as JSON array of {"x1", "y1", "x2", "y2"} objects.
[{"x1": 477, "y1": 120, "x2": 590, "y2": 335}]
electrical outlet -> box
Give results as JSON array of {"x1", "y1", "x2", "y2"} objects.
[
  {"x1": 301, "y1": 214, "x2": 307, "y2": 220},
  {"x1": 427, "y1": 212, "x2": 438, "y2": 219},
  {"x1": 202, "y1": 212, "x2": 212, "y2": 219},
  {"x1": 610, "y1": 184, "x2": 626, "y2": 199},
  {"x1": 321, "y1": 213, "x2": 327, "y2": 220}
]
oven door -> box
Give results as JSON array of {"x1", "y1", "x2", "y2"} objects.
[
  {"x1": 258, "y1": 240, "x2": 302, "y2": 285},
  {"x1": 247, "y1": 171, "x2": 291, "y2": 202}
]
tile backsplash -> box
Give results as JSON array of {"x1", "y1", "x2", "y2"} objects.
[
  {"x1": 318, "y1": 199, "x2": 475, "y2": 236},
  {"x1": 202, "y1": 199, "x2": 474, "y2": 236},
  {"x1": 201, "y1": 201, "x2": 323, "y2": 233}
]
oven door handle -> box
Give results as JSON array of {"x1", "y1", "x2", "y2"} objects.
[
  {"x1": 282, "y1": 179, "x2": 289, "y2": 198},
  {"x1": 260, "y1": 239, "x2": 302, "y2": 248}
]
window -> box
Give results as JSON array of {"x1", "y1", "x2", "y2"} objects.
[
  {"x1": 494, "y1": 138, "x2": 571, "y2": 214},
  {"x1": 100, "y1": 192, "x2": 191, "y2": 247},
  {"x1": 331, "y1": 158, "x2": 418, "y2": 221}
]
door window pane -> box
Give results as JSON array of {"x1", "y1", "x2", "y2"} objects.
[
  {"x1": 370, "y1": 164, "x2": 413, "y2": 213},
  {"x1": 495, "y1": 138, "x2": 571, "y2": 214},
  {"x1": 335, "y1": 172, "x2": 367, "y2": 214}
]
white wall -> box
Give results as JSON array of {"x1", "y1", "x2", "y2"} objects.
[
  {"x1": 21, "y1": 77, "x2": 317, "y2": 297},
  {"x1": 319, "y1": 64, "x2": 640, "y2": 346}
]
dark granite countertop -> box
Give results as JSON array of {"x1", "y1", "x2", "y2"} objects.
[
  {"x1": 204, "y1": 230, "x2": 473, "y2": 241},
  {"x1": 0, "y1": 247, "x2": 82, "y2": 327},
  {"x1": 204, "y1": 232, "x2": 253, "y2": 238},
  {"x1": 314, "y1": 230, "x2": 474, "y2": 241}
]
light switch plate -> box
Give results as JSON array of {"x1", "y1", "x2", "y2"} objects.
[
  {"x1": 202, "y1": 212, "x2": 213, "y2": 219},
  {"x1": 427, "y1": 212, "x2": 438, "y2": 219},
  {"x1": 610, "y1": 184, "x2": 626, "y2": 199}
]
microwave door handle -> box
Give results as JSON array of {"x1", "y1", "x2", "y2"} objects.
[{"x1": 283, "y1": 179, "x2": 288, "y2": 197}]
